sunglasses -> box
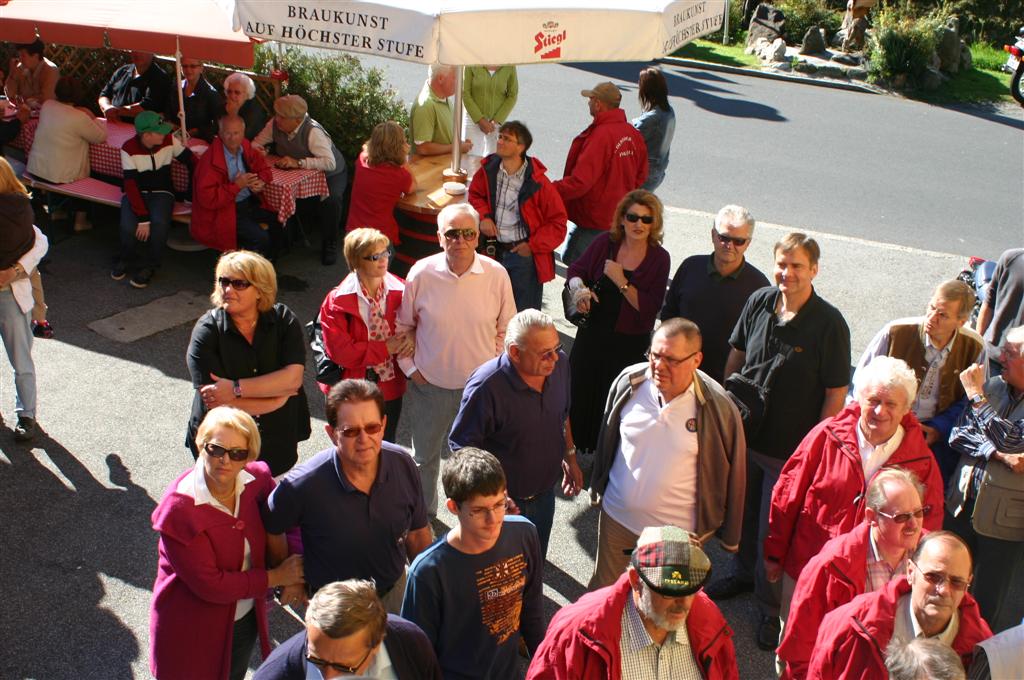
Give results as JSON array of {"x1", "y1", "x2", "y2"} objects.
[
  {"x1": 910, "y1": 560, "x2": 971, "y2": 592},
  {"x1": 877, "y1": 505, "x2": 931, "y2": 524},
  {"x1": 713, "y1": 230, "x2": 749, "y2": 247},
  {"x1": 443, "y1": 228, "x2": 478, "y2": 242},
  {"x1": 217, "y1": 277, "x2": 252, "y2": 290},
  {"x1": 645, "y1": 349, "x2": 699, "y2": 367},
  {"x1": 624, "y1": 212, "x2": 654, "y2": 225},
  {"x1": 363, "y1": 247, "x2": 393, "y2": 262},
  {"x1": 336, "y1": 422, "x2": 384, "y2": 439},
  {"x1": 203, "y1": 441, "x2": 249, "y2": 462},
  {"x1": 306, "y1": 647, "x2": 373, "y2": 675}
]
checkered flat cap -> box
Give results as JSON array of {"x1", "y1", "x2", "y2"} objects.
[{"x1": 631, "y1": 525, "x2": 712, "y2": 597}]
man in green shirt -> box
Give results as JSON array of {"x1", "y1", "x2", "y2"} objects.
[{"x1": 410, "y1": 64, "x2": 473, "y2": 157}]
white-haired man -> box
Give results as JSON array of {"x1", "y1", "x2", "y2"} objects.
[
  {"x1": 946, "y1": 325, "x2": 1024, "y2": 631},
  {"x1": 764, "y1": 355, "x2": 945, "y2": 662},
  {"x1": 449, "y1": 309, "x2": 582, "y2": 557},
  {"x1": 660, "y1": 204, "x2": 769, "y2": 384},
  {"x1": 410, "y1": 64, "x2": 473, "y2": 157},
  {"x1": 396, "y1": 203, "x2": 516, "y2": 517}
]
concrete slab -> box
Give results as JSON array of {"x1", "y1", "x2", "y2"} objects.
[{"x1": 87, "y1": 290, "x2": 208, "y2": 343}]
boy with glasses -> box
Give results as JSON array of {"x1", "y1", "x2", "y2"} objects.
[{"x1": 402, "y1": 448, "x2": 544, "y2": 679}]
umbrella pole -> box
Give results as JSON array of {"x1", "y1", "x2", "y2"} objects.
[
  {"x1": 723, "y1": 0, "x2": 731, "y2": 45},
  {"x1": 451, "y1": 65, "x2": 464, "y2": 175},
  {"x1": 175, "y1": 38, "x2": 189, "y2": 145}
]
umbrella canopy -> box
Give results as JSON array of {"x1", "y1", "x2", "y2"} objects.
[
  {"x1": 232, "y1": 0, "x2": 725, "y2": 66},
  {"x1": 0, "y1": 0, "x2": 254, "y2": 67}
]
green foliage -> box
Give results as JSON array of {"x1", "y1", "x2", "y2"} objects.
[
  {"x1": 255, "y1": 44, "x2": 409, "y2": 171},
  {"x1": 776, "y1": 0, "x2": 843, "y2": 45},
  {"x1": 971, "y1": 42, "x2": 1011, "y2": 71},
  {"x1": 673, "y1": 39, "x2": 762, "y2": 68},
  {"x1": 881, "y1": 0, "x2": 1023, "y2": 44},
  {"x1": 866, "y1": 3, "x2": 947, "y2": 85}
]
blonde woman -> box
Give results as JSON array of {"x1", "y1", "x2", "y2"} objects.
[
  {"x1": 345, "y1": 121, "x2": 416, "y2": 245},
  {"x1": 186, "y1": 251, "x2": 311, "y2": 475}
]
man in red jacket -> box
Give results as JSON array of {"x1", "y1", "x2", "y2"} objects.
[
  {"x1": 807, "y1": 531, "x2": 992, "y2": 680},
  {"x1": 191, "y1": 115, "x2": 277, "y2": 255},
  {"x1": 468, "y1": 120, "x2": 567, "y2": 311},
  {"x1": 527, "y1": 525, "x2": 738, "y2": 680},
  {"x1": 777, "y1": 467, "x2": 929, "y2": 679},
  {"x1": 554, "y1": 81, "x2": 647, "y2": 266}
]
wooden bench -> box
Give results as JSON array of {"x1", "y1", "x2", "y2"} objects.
[{"x1": 24, "y1": 176, "x2": 192, "y2": 223}]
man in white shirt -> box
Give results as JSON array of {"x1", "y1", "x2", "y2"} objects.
[
  {"x1": 587, "y1": 318, "x2": 746, "y2": 589},
  {"x1": 395, "y1": 203, "x2": 516, "y2": 516}
]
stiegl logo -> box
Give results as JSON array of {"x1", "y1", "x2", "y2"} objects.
[{"x1": 534, "y1": 20, "x2": 566, "y2": 59}]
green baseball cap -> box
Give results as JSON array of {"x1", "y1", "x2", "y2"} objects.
[{"x1": 135, "y1": 110, "x2": 172, "y2": 135}]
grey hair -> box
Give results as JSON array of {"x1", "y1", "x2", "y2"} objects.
[
  {"x1": 306, "y1": 580, "x2": 387, "y2": 646},
  {"x1": 855, "y1": 355, "x2": 918, "y2": 407},
  {"x1": 437, "y1": 202, "x2": 479, "y2": 231},
  {"x1": 223, "y1": 72, "x2": 256, "y2": 100},
  {"x1": 865, "y1": 467, "x2": 924, "y2": 513},
  {"x1": 714, "y1": 204, "x2": 754, "y2": 234},
  {"x1": 885, "y1": 637, "x2": 965, "y2": 680},
  {"x1": 504, "y1": 309, "x2": 556, "y2": 352},
  {"x1": 428, "y1": 63, "x2": 455, "y2": 83},
  {"x1": 1004, "y1": 325, "x2": 1024, "y2": 356}
]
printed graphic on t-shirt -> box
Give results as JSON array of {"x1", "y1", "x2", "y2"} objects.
[{"x1": 475, "y1": 553, "x2": 527, "y2": 644}]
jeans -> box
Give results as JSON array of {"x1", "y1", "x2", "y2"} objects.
[
  {"x1": 0, "y1": 288, "x2": 36, "y2": 419},
  {"x1": 235, "y1": 197, "x2": 274, "y2": 256},
  {"x1": 501, "y1": 248, "x2": 543, "y2": 311},
  {"x1": 512, "y1": 486, "x2": 555, "y2": 557},
  {"x1": 119, "y1": 193, "x2": 173, "y2": 270},
  {"x1": 403, "y1": 380, "x2": 464, "y2": 516},
  {"x1": 560, "y1": 223, "x2": 603, "y2": 267},
  {"x1": 734, "y1": 448, "x2": 784, "y2": 617}
]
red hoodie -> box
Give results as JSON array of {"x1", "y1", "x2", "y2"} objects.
[
  {"x1": 807, "y1": 576, "x2": 992, "y2": 680},
  {"x1": 764, "y1": 403, "x2": 944, "y2": 581}
]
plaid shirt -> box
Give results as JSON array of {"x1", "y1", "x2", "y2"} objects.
[
  {"x1": 865, "y1": 530, "x2": 908, "y2": 593},
  {"x1": 494, "y1": 159, "x2": 527, "y2": 243},
  {"x1": 619, "y1": 594, "x2": 702, "y2": 680}
]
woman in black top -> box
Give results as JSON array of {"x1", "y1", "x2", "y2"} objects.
[
  {"x1": 186, "y1": 251, "x2": 310, "y2": 475},
  {"x1": 168, "y1": 57, "x2": 222, "y2": 141}
]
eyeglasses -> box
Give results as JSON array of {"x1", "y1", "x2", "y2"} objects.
[
  {"x1": 362, "y1": 247, "x2": 393, "y2": 262},
  {"x1": 645, "y1": 349, "x2": 699, "y2": 367},
  {"x1": 522, "y1": 343, "x2": 562, "y2": 360},
  {"x1": 336, "y1": 422, "x2": 384, "y2": 439},
  {"x1": 306, "y1": 647, "x2": 374, "y2": 675},
  {"x1": 877, "y1": 505, "x2": 931, "y2": 524},
  {"x1": 181, "y1": 63, "x2": 203, "y2": 70},
  {"x1": 497, "y1": 133, "x2": 520, "y2": 144},
  {"x1": 624, "y1": 212, "x2": 654, "y2": 225},
  {"x1": 466, "y1": 499, "x2": 508, "y2": 520},
  {"x1": 713, "y1": 230, "x2": 749, "y2": 247},
  {"x1": 203, "y1": 441, "x2": 249, "y2": 462},
  {"x1": 217, "y1": 277, "x2": 252, "y2": 290},
  {"x1": 910, "y1": 560, "x2": 971, "y2": 592},
  {"x1": 443, "y1": 229, "x2": 478, "y2": 242}
]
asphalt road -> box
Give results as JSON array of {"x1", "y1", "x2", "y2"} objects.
[{"x1": 1, "y1": 58, "x2": 1022, "y2": 680}]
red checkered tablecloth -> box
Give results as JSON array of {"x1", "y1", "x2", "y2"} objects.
[{"x1": 262, "y1": 166, "x2": 329, "y2": 224}]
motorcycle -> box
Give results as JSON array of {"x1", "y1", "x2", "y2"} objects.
[
  {"x1": 957, "y1": 256, "x2": 996, "y2": 326},
  {"x1": 1004, "y1": 25, "x2": 1024, "y2": 106}
]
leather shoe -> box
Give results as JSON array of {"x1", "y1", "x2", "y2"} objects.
[
  {"x1": 756, "y1": 615, "x2": 781, "y2": 651},
  {"x1": 704, "y1": 575, "x2": 755, "y2": 601},
  {"x1": 14, "y1": 416, "x2": 36, "y2": 442}
]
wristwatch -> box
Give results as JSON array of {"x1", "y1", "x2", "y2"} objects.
[
  {"x1": 232, "y1": 379, "x2": 242, "y2": 399},
  {"x1": 298, "y1": 158, "x2": 305, "y2": 169},
  {"x1": 970, "y1": 393, "x2": 986, "y2": 408}
]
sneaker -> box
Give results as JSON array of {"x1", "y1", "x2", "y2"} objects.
[
  {"x1": 31, "y1": 320, "x2": 54, "y2": 339},
  {"x1": 704, "y1": 575, "x2": 755, "y2": 601},
  {"x1": 130, "y1": 268, "x2": 154, "y2": 289},
  {"x1": 14, "y1": 416, "x2": 36, "y2": 442},
  {"x1": 111, "y1": 261, "x2": 127, "y2": 281}
]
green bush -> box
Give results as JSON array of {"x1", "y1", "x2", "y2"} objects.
[
  {"x1": 254, "y1": 44, "x2": 409, "y2": 171},
  {"x1": 866, "y1": 4, "x2": 948, "y2": 85},
  {"x1": 776, "y1": 0, "x2": 843, "y2": 44},
  {"x1": 882, "y1": 0, "x2": 1023, "y2": 45},
  {"x1": 971, "y1": 41, "x2": 1011, "y2": 71}
]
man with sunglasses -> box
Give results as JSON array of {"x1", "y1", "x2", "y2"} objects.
[
  {"x1": 587, "y1": 318, "x2": 746, "y2": 590},
  {"x1": 449, "y1": 309, "x2": 579, "y2": 557},
  {"x1": 778, "y1": 468, "x2": 930, "y2": 679},
  {"x1": 808, "y1": 531, "x2": 992, "y2": 680},
  {"x1": 467, "y1": 120, "x2": 567, "y2": 311},
  {"x1": 262, "y1": 380, "x2": 433, "y2": 613},
  {"x1": 946, "y1": 326, "x2": 1024, "y2": 631},
  {"x1": 395, "y1": 203, "x2": 516, "y2": 518},
  {"x1": 660, "y1": 204, "x2": 769, "y2": 385}
]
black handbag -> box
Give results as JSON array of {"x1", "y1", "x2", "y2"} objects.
[
  {"x1": 724, "y1": 346, "x2": 791, "y2": 441},
  {"x1": 306, "y1": 314, "x2": 342, "y2": 386},
  {"x1": 561, "y1": 285, "x2": 589, "y2": 328}
]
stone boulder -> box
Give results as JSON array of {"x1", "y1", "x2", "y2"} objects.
[
  {"x1": 841, "y1": 17, "x2": 869, "y2": 52},
  {"x1": 758, "y1": 37, "x2": 788, "y2": 62},
  {"x1": 921, "y1": 66, "x2": 945, "y2": 90},
  {"x1": 800, "y1": 26, "x2": 827, "y2": 54},
  {"x1": 936, "y1": 18, "x2": 961, "y2": 73},
  {"x1": 960, "y1": 42, "x2": 972, "y2": 71},
  {"x1": 831, "y1": 52, "x2": 861, "y2": 66},
  {"x1": 747, "y1": 4, "x2": 786, "y2": 48}
]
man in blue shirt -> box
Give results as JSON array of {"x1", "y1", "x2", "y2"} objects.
[
  {"x1": 450, "y1": 309, "x2": 582, "y2": 556},
  {"x1": 402, "y1": 448, "x2": 545, "y2": 680},
  {"x1": 262, "y1": 379, "x2": 433, "y2": 613}
]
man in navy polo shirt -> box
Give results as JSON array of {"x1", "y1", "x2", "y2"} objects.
[
  {"x1": 263, "y1": 379, "x2": 433, "y2": 613},
  {"x1": 449, "y1": 309, "x2": 581, "y2": 557}
]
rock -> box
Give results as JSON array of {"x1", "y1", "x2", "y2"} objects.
[
  {"x1": 761, "y1": 37, "x2": 788, "y2": 62},
  {"x1": 960, "y1": 41, "x2": 972, "y2": 71},
  {"x1": 831, "y1": 52, "x2": 861, "y2": 66},
  {"x1": 921, "y1": 66, "x2": 944, "y2": 90},
  {"x1": 929, "y1": 50, "x2": 941, "y2": 71},
  {"x1": 936, "y1": 26, "x2": 960, "y2": 73},
  {"x1": 745, "y1": 37, "x2": 769, "y2": 55},
  {"x1": 747, "y1": 3, "x2": 786, "y2": 48},
  {"x1": 800, "y1": 25, "x2": 827, "y2": 54},
  {"x1": 842, "y1": 17, "x2": 869, "y2": 52},
  {"x1": 773, "y1": 61, "x2": 793, "y2": 71},
  {"x1": 793, "y1": 60, "x2": 818, "y2": 74},
  {"x1": 847, "y1": 67, "x2": 868, "y2": 80},
  {"x1": 817, "y1": 64, "x2": 849, "y2": 79}
]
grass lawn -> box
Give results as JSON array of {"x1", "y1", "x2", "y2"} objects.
[
  {"x1": 914, "y1": 43, "x2": 1014, "y2": 105},
  {"x1": 672, "y1": 38, "x2": 761, "y2": 69}
]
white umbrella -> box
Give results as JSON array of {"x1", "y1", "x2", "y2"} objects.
[{"x1": 232, "y1": 1, "x2": 726, "y2": 171}]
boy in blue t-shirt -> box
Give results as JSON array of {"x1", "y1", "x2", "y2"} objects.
[{"x1": 401, "y1": 447, "x2": 544, "y2": 679}]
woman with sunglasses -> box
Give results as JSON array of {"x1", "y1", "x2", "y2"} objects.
[
  {"x1": 316, "y1": 228, "x2": 414, "y2": 442},
  {"x1": 565, "y1": 189, "x2": 670, "y2": 453},
  {"x1": 151, "y1": 406, "x2": 306, "y2": 680},
  {"x1": 345, "y1": 121, "x2": 416, "y2": 246},
  {"x1": 186, "y1": 251, "x2": 311, "y2": 476},
  {"x1": 166, "y1": 56, "x2": 222, "y2": 142}
]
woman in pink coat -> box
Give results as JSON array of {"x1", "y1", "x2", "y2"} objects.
[{"x1": 150, "y1": 406, "x2": 305, "y2": 680}]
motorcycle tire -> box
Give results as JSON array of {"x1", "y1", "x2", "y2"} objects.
[{"x1": 1013, "y1": 62, "x2": 1024, "y2": 106}]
